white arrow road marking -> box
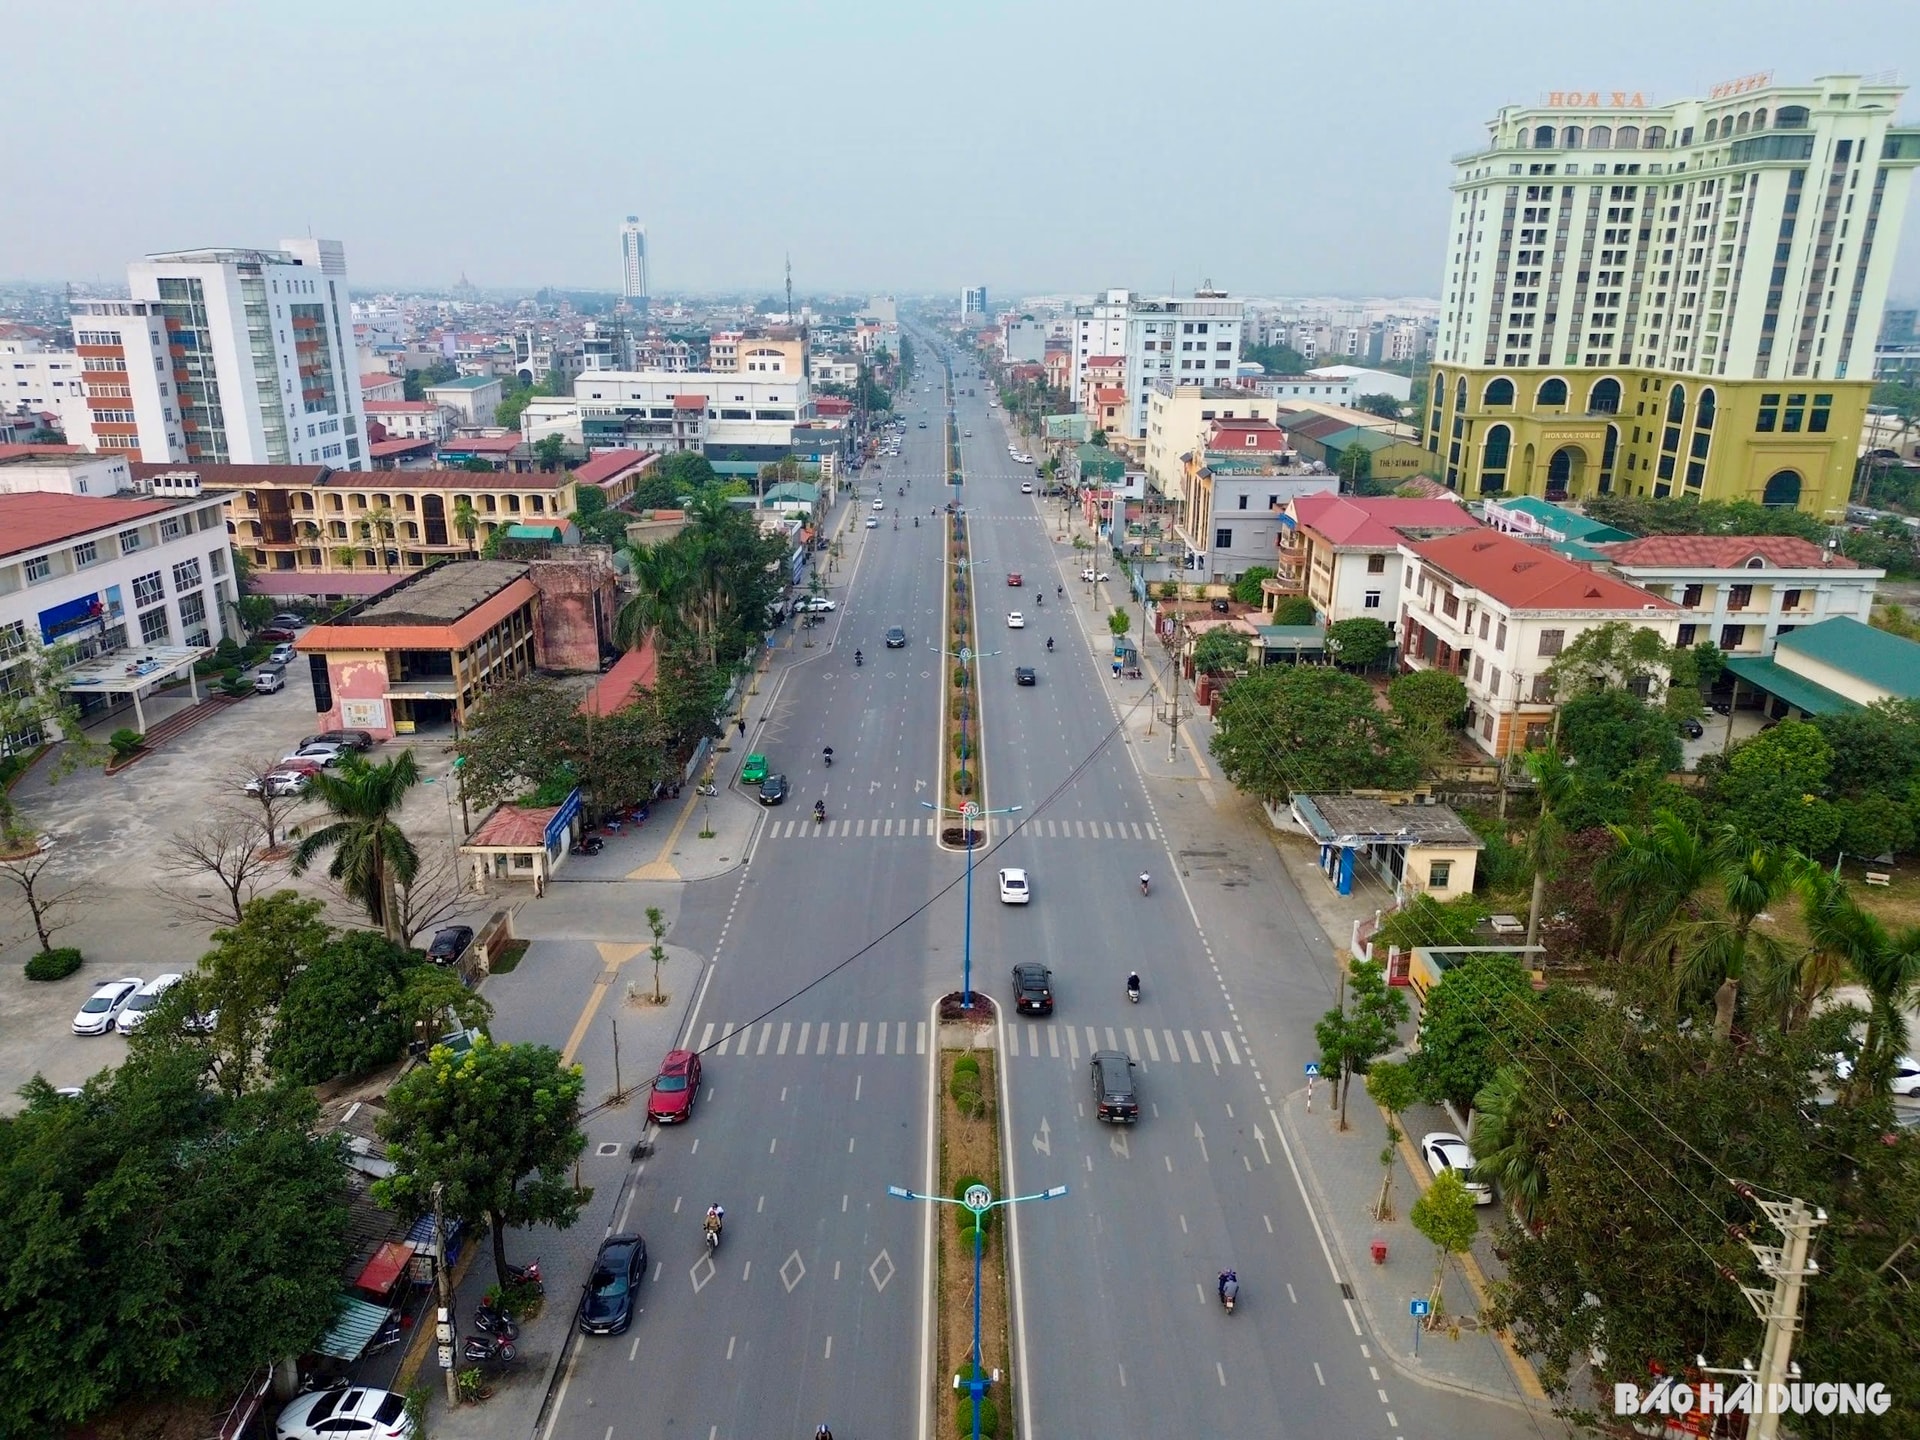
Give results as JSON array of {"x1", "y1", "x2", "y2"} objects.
[
  {"x1": 1253, "y1": 1126, "x2": 1271, "y2": 1166},
  {"x1": 1194, "y1": 1121, "x2": 1208, "y2": 1163},
  {"x1": 1032, "y1": 1116, "x2": 1051, "y2": 1156},
  {"x1": 1109, "y1": 1129, "x2": 1130, "y2": 1160}
]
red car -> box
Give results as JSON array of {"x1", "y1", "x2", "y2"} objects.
[
  {"x1": 647, "y1": 1049, "x2": 702, "y2": 1123},
  {"x1": 1006, "y1": 572, "x2": 1022, "y2": 586}
]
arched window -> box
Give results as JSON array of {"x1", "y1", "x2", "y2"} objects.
[
  {"x1": 1564, "y1": 125, "x2": 1584, "y2": 149},
  {"x1": 1617, "y1": 125, "x2": 1640, "y2": 149},
  {"x1": 1588, "y1": 377, "x2": 1622, "y2": 414},
  {"x1": 1589, "y1": 125, "x2": 1612, "y2": 150},
  {"x1": 1533, "y1": 125, "x2": 1556, "y2": 148},
  {"x1": 1762, "y1": 469, "x2": 1802, "y2": 507},
  {"x1": 1705, "y1": 118, "x2": 1719, "y2": 140},
  {"x1": 1644, "y1": 125, "x2": 1665, "y2": 148},
  {"x1": 1735, "y1": 111, "x2": 1751, "y2": 135},
  {"x1": 1536, "y1": 377, "x2": 1569, "y2": 406},
  {"x1": 1483, "y1": 423, "x2": 1511, "y2": 469},
  {"x1": 1697, "y1": 388, "x2": 1716, "y2": 431},
  {"x1": 1455, "y1": 376, "x2": 1467, "y2": 411},
  {"x1": 1666, "y1": 384, "x2": 1686, "y2": 424},
  {"x1": 1776, "y1": 106, "x2": 1809, "y2": 129},
  {"x1": 1484, "y1": 377, "x2": 1515, "y2": 406},
  {"x1": 1752, "y1": 109, "x2": 1767, "y2": 130}
]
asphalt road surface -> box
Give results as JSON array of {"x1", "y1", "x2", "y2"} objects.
[{"x1": 532, "y1": 342, "x2": 1553, "y2": 1440}]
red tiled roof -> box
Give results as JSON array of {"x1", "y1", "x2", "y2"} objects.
[
  {"x1": 1292, "y1": 493, "x2": 1475, "y2": 548},
  {"x1": 0, "y1": 443, "x2": 83, "y2": 462},
  {"x1": 0, "y1": 491, "x2": 174, "y2": 560},
  {"x1": 1592, "y1": 535, "x2": 1863, "y2": 571},
  {"x1": 1087, "y1": 356, "x2": 1124, "y2": 367},
  {"x1": 1409, "y1": 530, "x2": 1676, "y2": 612},
  {"x1": 360, "y1": 371, "x2": 400, "y2": 387},
  {"x1": 1093, "y1": 386, "x2": 1126, "y2": 403},
  {"x1": 370, "y1": 437, "x2": 435, "y2": 457},
  {"x1": 572, "y1": 448, "x2": 656, "y2": 486},
  {"x1": 581, "y1": 637, "x2": 660, "y2": 717},
  {"x1": 1206, "y1": 419, "x2": 1286, "y2": 452},
  {"x1": 365, "y1": 400, "x2": 440, "y2": 413},
  {"x1": 132, "y1": 460, "x2": 332, "y2": 488},
  {"x1": 443, "y1": 434, "x2": 519, "y2": 453},
  {"x1": 813, "y1": 396, "x2": 854, "y2": 415},
  {"x1": 673, "y1": 395, "x2": 707, "y2": 410},
  {"x1": 468, "y1": 803, "x2": 562, "y2": 849}
]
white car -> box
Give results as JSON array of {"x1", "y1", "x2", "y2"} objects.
[
  {"x1": 73, "y1": 977, "x2": 143, "y2": 1035},
  {"x1": 865, "y1": 516, "x2": 879, "y2": 528},
  {"x1": 1080, "y1": 568, "x2": 1110, "y2": 583},
  {"x1": 796, "y1": 596, "x2": 837, "y2": 613},
  {"x1": 246, "y1": 769, "x2": 312, "y2": 798},
  {"x1": 281, "y1": 746, "x2": 342, "y2": 769},
  {"x1": 274, "y1": 1386, "x2": 413, "y2": 1440},
  {"x1": 872, "y1": 498, "x2": 886, "y2": 510},
  {"x1": 1421, "y1": 1131, "x2": 1494, "y2": 1205},
  {"x1": 1020, "y1": 482, "x2": 1033, "y2": 494},
  {"x1": 1006, "y1": 612, "x2": 1025, "y2": 628},
  {"x1": 1834, "y1": 1052, "x2": 1920, "y2": 1096},
  {"x1": 117, "y1": 973, "x2": 183, "y2": 1034},
  {"x1": 998, "y1": 867, "x2": 1030, "y2": 904}
]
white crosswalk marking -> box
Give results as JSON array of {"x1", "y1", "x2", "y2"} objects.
[
  {"x1": 1084, "y1": 1026, "x2": 1098, "y2": 1056},
  {"x1": 698, "y1": 1022, "x2": 715, "y2": 1052},
  {"x1": 1142, "y1": 1028, "x2": 1161, "y2": 1063},
  {"x1": 777, "y1": 1021, "x2": 791, "y2": 1054},
  {"x1": 1222, "y1": 1033, "x2": 1241, "y2": 1065},
  {"x1": 1065, "y1": 1026, "x2": 1079, "y2": 1063},
  {"x1": 1202, "y1": 1030, "x2": 1221, "y2": 1067},
  {"x1": 1104, "y1": 1026, "x2": 1118, "y2": 1052},
  {"x1": 916, "y1": 1020, "x2": 927, "y2": 1053},
  {"x1": 1048, "y1": 1026, "x2": 1060, "y2": 1059},
  {"x1": 856, "y1": 1021, "x2": 868, "y2": 1055},
  {"x1": 797, "y1": 1021, "x2": 810, "y2": 1054},
  {"x1": 1164, "y1": 1029, "x2": 1179, "y2": 1061},
  {"x1": 720, "y1": 1022, "x2": 737, "y2": 1053},
  {"x1": 836, "y1": 1021, "x2": 849, "y2": 1055},
  {"x1": 758, "y1": 1023, "x2": 773, "y2": 1055},
  {"x1": 896, "y1": 1021, "x2": 907, "y2": 1054},
  {"x1": 1183, "y1": 1030, "x2": 1202, "y2": 1064},
  {"x1": 1124, "y1": 1026, "x2": 1140, "y2": 1057},
  {"x1": 762, "y1": 814, "x2": 1158, "y2": 841},
  {"x1": 816, "y1": 1022, "x2": 830, "y2": 1055}
]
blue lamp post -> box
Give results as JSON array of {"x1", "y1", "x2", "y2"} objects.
[
  {"x1": 921, "y1": 798, "x2": 1022, "y2": 1007},
  {"x1": 887, "y1": 1181, "x2": 1067, "y2": 1440}
]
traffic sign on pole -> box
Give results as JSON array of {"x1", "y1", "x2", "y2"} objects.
[{"x1": 1304, "y1": 1061, "x2": 1321, "y2": 1077}]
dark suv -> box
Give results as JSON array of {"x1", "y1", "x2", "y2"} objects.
[
  {"x1": 1089, "y1": 1051, "x2": 1139, "y2": 1124},
  {"x1": 1010, "y1": 963, "x2": 1053, "y2": 1016}
]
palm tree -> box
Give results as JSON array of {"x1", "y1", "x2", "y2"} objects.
[
  {"x1": 615, "y1": 541, "x2": 696, "y2": 653},
  {"x1": 290, "y1": 751, "x2": 421, "y2": 943},
  {"x1": 1686, "y1": 829, "x2": 1795, "y2": 1043},
  {"x1": 357, "y1": 506, "x2": 398, "y2": 574},
  {"x1": 1468, "y1": 1065, "x2": 1552, "y2": 1229},
  {"x1": 452, "y1": 499, "x2": 480, "y2": 555},
  {"x1": 1797, "y1": 867, "x2": 1920, "y2": 1098},
  {"x1": 1596, "y1": 809, "x2": 1715, "y2": 966}
]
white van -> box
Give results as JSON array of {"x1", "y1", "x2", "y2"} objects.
[
  {"x1": 117, "y1": 973, "x2": 183, "y2": 1034},
  {"x1": 254, "y1": 669, "x2": 286, "y2": 694}
]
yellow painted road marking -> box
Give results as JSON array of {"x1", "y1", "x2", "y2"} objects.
[{"x1": 561, "y1": 942, "x2": 646, "y2": 1065}]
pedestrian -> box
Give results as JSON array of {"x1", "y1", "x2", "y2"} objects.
[{"x1": 736, "y1": 716, "x2": 746, "y2": 736}]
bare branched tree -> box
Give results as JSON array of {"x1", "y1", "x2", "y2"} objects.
[
  {"x1": 326, "y1": 842, "x2": 466, "y2": 949},
  {"x1": 153, "y1": 814, "x2": 280, "y2": 927},
  {"x1": 0, "y1": 838, "x2": 91, "y2": 954},
  {"x1": 229, "y1": 753, "x2": 312, "y2": 852}
]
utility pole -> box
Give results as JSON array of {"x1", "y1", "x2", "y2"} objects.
[
  {"x1": 1523, "y1": 704, "x2": 1563, "y2": 950},
  {"x1": 1167, "y1": 606, "x2": 1182, "y2": 764},
  {"x1": 432, "y1": 1184, "x2": 458, "y2": 1406},
  {"x1": 1737, "y1": 1192, "x2": 1824, "y2": 1440}
]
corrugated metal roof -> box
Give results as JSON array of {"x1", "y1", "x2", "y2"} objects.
[
  {"x1": 1724, "y1": 653, "x2": 1858, "y2": 715},
  {"x1": 1772, "y1": 617, "x2": 1920, "y2": 699},
  {"x1": 314, "y1": 1295, "x2": 392, "y2": 1361}
]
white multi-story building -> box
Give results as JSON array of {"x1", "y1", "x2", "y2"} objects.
[
  {"x1": 1073, "y1": 288, "x2": 1244, "y2": 441},
  {"x1": 522, "y1": 369, "x2": 809, "y2": 463},
  {"x1": 961, "y1": 286, "x2": 989, "y2": 319},
  {"x1": 0, "y1": 450, "x2": 238, "y2": 736},
  {"x1": 1, "y1": 335, "x2": 91, "y2": 438},
  {"x1": 621, "y1": 216, "x2": 649, "y2": 303},
  {"x1": 71, "y1": 240, "x2": 370, "y2": 471},
  {"x1": 364, "y1": 400, "x2": 453, "y2": 442},
  {"x1": 1591, "y1": 533, "x2": 1881, "y2": 658}
]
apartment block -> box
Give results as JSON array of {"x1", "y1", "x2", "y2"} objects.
[
  {"x1": 1279, "y1": 493, "x2": 1480, "y2": 621},
  {"x1": 1430, "y1": 75, "x2": 1920, "y2": 518}
]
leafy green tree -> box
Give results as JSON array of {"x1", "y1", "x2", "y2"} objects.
[
  {"x1": 374, "y1": 1037, "x2": 591, "y2": 1287},
  {"x1": 1387, "y1": 668, "x2": 1466, "y2": 774},
  {"x1": 0, "y1": 1050, "x2": 349, "y2": 1437},
  {"x1": 1410, "y1": 1170, "x2": 1481, "y2": 1318},
  {"x1": 1365, "y1": 1061, "x2": 1419, "y2": 1220},
  {"x1": 1545, "y1": 619, "x2": 1696, "y2": 712},
  {"x1": 1796, "y1": 867, "x2": 1920, "y2": 1099},
  {"x1": 1336, "y1": 444, "x2": 1373, "y2": 491},
  {"x1": 456, "y1": 676, "x2": 584, "y2": 807},
  {"x1": 1354, "y1": 392, "x2": 1404, "y2": 420},
  {"x1": 1107, "y1": 607, "x2": 1131, "y2": 639},
  {"x1": 1838, "y1": 793, "x2": 1915, "y2": 859},
  {"x1": 1312, "y1": 958, "x2": 1409, "y2": 1128},
  {"x1": 0, "y1": 638, "x2": 103, "y2": 834},
  {"x1": 1326, "y1": 616, "x2": 1394, "y2": 669},
  {"x1": 1582, "y1": 493, "x2": 1829, "y2": 542},
  {"x1": 269, "y1": 930, "x2": 419, "y2": 1085},
  {"x1": 1712, "y1": 718, "x2": 1842, "y2": 854},
  {"x1": 290, "y1": 752, "x2": 422, "y2": 943},
  {"x1": 461, "y1": 457, "x2": 497, "y2": 473},
  {"x1": 1813, "y1": 698, "x2": 1920, "y2": 802},
  {"x1": 1212, "y1": 666, "x2": 1415, "y2": 802},
  {"x1": 1558, "y1": 686, "x2": 1682, "y2": 779},
  {"x1": 1270, "y1": 595, "x2": 1315, "y2": 626},
  {"x1": 1374, "y1": 893, "x2": 1490, "y2": 951},
  {"x1": 1190, "y1": 628, "x2": 1250, "y2": 676},
  {"x1": 142, "y1": 891, "x2": 331, "y2": 1096},
  {"x1": 1408, "y1": 951, "x2": 1538, "y2": 1112},
  {"x1": 1241, "y1": 340, "x2": 1309, "y2": 375},
  {"x1": 655, "y1": 450, "x2": 718, "y2": 494},
  {"x1": 1467, "y1": 1065, "x2": 1550, "y2": 1227},
  {"x1": 390, "y1": 963, "x2": 493, "y2": 1050},
  {"x1": 532, "y1": 433, "x2": 568, "y2": 471},
  {"x1": 1229, "y1": 566, "x2": 1275, "y2": 606}
]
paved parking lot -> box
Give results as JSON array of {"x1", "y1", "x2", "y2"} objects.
[{"x1": 0, "y1": 658, "x2": 492, "y2": 1111}]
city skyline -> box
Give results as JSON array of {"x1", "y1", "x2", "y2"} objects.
[{"x1": 6, "y1": 2, "x2": 1920, "y2": 301}]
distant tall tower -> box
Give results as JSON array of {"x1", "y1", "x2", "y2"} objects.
[
  {"x1": 620, "y1": 216, "x2": 649, "y2": 310},
  {"x1": 962, "y1": 286, "x2": 988, "y2": 319}
]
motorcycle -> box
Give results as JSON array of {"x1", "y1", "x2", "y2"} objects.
[
  {"x1": 1126, "y1": 975, "x2": 1140, "y2": 1004},
  {"x1": 823, "y1": 748, "x2": 834, "y2": 768},
  {"x1": 854, "y1": 651, "x2": 863, "y2": 667},
  {"x1": 696, "y1": 781, "x2": 717, "y2": 797},
  {"x1": 1046, "y1": 637, "x2": 1054, "y2": 653},
  {"x1": 471, "y1": 1305, "x2": 518, "y2": 1340},
  {"x1": 1140, "y1": 874, "x2": 1150, "y2": 896},
  {"x1": 463, "y1": 1332, "x2": 518, "y2": 1366},
  {"x1": 504, "y1": 1258, "x2": 543, "y2": 1293},
  {"x1": 571, "y1": 835, "x2": 604, "y2": 857},
  {"x1": 813, "y1": 803, "x2": 827, "y2": 824},
  {"x1": 704, "y1": 1216, "x2": 723, "y2": 1252},
  {"x1": 1220, "y1": 1277, "x2": 1238, "y2": 1314},
  {"x1": 364, "y1": 1312, "x2": 403, "y2": 1357}
]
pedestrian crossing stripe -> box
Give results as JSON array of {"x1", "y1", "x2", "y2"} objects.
[
  {"x1": 688, "y1": 1018, "x2": 1244, "y2": 1066},
  {"x1": 762, "y1": 817, "x2": 1159, "y2": 840}
]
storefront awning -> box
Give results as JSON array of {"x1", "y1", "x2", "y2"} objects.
[
  {"x1": 314, "y1": 1296, "x2": 392, "y2": 1362},
  {"x1": 354, "y1": 1240, "x2": 416, "y2": 1299}
]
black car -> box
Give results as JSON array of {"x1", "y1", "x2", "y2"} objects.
[
  {"x1": 758, "y1": 774, "x2": 789, "y2": 806},
  {"x1": 885, "y1": 626, "x2": 907, "y2": 648},
  {"x1": 1678, "y1": 716, "x2": 1705, "y2": 739},
  {"x1": 1090, "y1": 1050, "x2": 1139, "y2": 1124},
  {"x1": 1011, "y1": 963, "x2": 1054, "y2": 1016},
  {"x1": 426, "y1": 925, "x2": 473, "y2": 964},
  {"x1": 301, "y1": 728, "x2": 375, "y2": 752},
  {"x1": 1014, "y1": 666, "x2": 1036, "y2": 687},
  {"x1": 577, "y1": 1233, "x2": 648, "y2": 1335}
]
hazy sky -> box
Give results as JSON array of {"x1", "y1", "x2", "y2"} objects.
[{"x1": 8, "y1": 0, "x2": 1920, "y2": 302}]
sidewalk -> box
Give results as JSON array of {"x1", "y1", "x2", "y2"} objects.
[{"x1": 1278, "y1": 1082, "x2": 1552, "y2": 1413}]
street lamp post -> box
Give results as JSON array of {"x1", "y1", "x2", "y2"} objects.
[
  {"x1": 887, "y1": 1181, "x2": 1067, "y2": 1440},
  {"x1": 921, "y1": 797, "x2": 1022, "y2": 1006}
]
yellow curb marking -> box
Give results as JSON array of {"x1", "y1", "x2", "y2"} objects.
[
  {"x1": 622, "y1": 792, "x2": 703, "y2": 881},
  {"x1": 1383, "y1": 1099, "x2": 1548, "y2": 1401},
  {"x1": 560, "y1": 941, "x2": 647, "y2": 1066}
]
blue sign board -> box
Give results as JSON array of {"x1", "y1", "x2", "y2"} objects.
[
  {"x1": 1410, "y1": 1298, "x2": 1431, "y2": 1317},
  {"x1": 1304, "y1": 1061, "x2": 1321, "y2": 1077},
  {"x1": 544, "y1": 787, "x2": 583, "y2": 852}
]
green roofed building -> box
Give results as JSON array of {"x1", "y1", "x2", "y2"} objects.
[
  {"x1": 1076, "y1": 444, "x2": 1125, "y2": 485},
  {"x1": 1723, "y1": 615, "x2": 1920, "y2": 718}
]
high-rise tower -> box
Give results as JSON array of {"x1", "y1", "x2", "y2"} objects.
[
  {"x1": 621, "y1": 216, "x2": 649, "y2": 304},
  {"x1": 1428, "y1": 72, "x2": 1918, "y2": 518}
]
